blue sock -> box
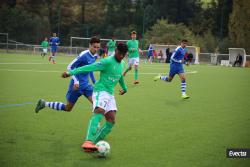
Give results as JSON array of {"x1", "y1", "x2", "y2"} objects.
[
  {"x1": 45, "y1": 102, "x2": 66, "y2": 111},
  {"x1": 160, "y1": 76, "x2": 169, "y2": 82},
  {"x1": 181, "y1": 80, "x2": 186, "y2": 95}
]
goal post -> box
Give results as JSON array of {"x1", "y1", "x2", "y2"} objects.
[
  {"x1": 228, "y1": 48, "x2": 246, "y2": 67},
  {"x1": 0, "y1": 33, "x2": 9, "y2": 52},
  {"x1": 150, "y1": 44, "x2": 200, "y2": 64},
  {"x1": 70, "y1": 37, "x2": 129, "y2": 55}
]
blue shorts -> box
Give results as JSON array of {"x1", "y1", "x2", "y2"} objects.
[
  {"x1": 169, "y1": 62, "x2": 184, "y2": 77},
  {"x1": 51, "y1": 47, "x2": 58, "y2": 53},
  {"x1": 66, "y1": 84, "x2": 93, "y2": 104}
]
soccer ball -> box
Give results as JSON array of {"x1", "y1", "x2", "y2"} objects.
[{"x1": 96, "y1": 140, "x2": 111, "y2": 157}]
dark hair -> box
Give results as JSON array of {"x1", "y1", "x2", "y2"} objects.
[
  {"x1": 131, "y1": 31, "x2": 137, "y2": 34},
  {"x1": 181, "y1": 39, "x2": 188, "y2": 43},
  {"x1": 117, "y1": 42, "x2": 128, "y2": 55},
  {"x1": 89, "y1": 36, "x2": 100, "y2": 44}
]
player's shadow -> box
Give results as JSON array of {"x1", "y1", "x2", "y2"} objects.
[{"x1": 164, "y1": 98, "x2": 190, "y2": 107}]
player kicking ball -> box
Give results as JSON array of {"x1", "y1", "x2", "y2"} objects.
[
  {"x1": 154, "y1": 39, "x2": 190, "y2": 99},
  {"x1": 61, "y1": 43, "x2": 128, "y2": 152},
  {"x1": 35, "y1": 36, "x2": 100, "y2": 113}
]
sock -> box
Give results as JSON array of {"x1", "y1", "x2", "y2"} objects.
[
  {"x1": 45, "y1": 102, "x2": 66, "y2": 111},
  {"x1": 181, "y1": 79, "x2": 186, "y2": 95},
  {"x1": 93, "y1": 121, "x2": 114, "y2": 144},
  {"x1": 134, "y1": 69, "x2": 138, "y2": 80},
  {"x1": 124, "y1": 68, "x2": 130, "y2": 74},
  {"x1": 160, "y1": 76, "x2": 169, "y2": 81},
  {"x1": 85, "y1": 113, "x2": 104, "y2": 142}
]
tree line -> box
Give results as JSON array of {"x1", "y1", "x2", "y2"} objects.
[{"x1": 0, "y1": 0, "x2": 249, "y2": 53}]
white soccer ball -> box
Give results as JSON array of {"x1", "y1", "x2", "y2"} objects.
[{"x1": 96, "y1": 140, "x2": 111, "y2": 157}]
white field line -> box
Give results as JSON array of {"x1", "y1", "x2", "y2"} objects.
[{"x1": 0, "y1": 68, "x2": 198, "y2": 74}]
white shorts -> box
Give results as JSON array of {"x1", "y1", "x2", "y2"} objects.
[
  {"x1": 108, "y1": 51, "x2": 115, "y2": 57},
  {"x1": 92, "y1": 91, "x2": 117, "y2": 114},
  {"x1": 42, "y1": 48, "x2": 48, "y2": 53},
  {"x1": 128, "y1": 57, "x2": 140, "y2": 66}
]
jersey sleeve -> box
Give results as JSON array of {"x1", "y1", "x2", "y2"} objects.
[
  {"x1": 118, "y1": 76, "x2": 127, "y2": 92},
  {"x1": 89, "y1": 71, "x2": 96, "y2": 84},
  {"x1": 69, "y1": 58, "x2": 109, "y2": 76},
  {"x1": 57, "y1": 38, "x2": 60, "y2": 45},
  {"x1": 67, "y1": 56, "x2": 85, "y2": 84}
]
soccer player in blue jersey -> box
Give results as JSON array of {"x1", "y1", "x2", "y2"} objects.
[
  {"x1": 154, "y1": 39, "x2": 190, "y2": 99},
  {"x1": 49, "y1": 33, "x2": 60, "y2": 64},
  {"x1": 35, "y1": 36, "x2": 101, "y2": 113}
]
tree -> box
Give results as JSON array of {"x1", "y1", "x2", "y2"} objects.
[
  {"x1": 144, "y1": 19, "x2": 196, "y2": 47},
  {"x1": 229, "y1": 0, "x2": 250, "y2": 53}
]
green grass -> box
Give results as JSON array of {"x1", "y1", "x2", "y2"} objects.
[{"x1": 0, "y1": 53, "x2": 250, "y2": 167}]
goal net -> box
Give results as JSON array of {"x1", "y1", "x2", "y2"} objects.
[
  {"x1": 228, "y1": 48, "x2": 246, "y2": 67},
  {"x1": 150, "y1": 44, "x2": 200, "y2": 64}
]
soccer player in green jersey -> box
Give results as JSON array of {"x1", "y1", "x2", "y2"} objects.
[
  {"x1": 123, "y1": 31, "x2": 140, "y2": 84},
  {"x1": 40, "y1": 37, "x2": 49, "y2": 57},
  {"x1": 62, "y1": 43, "x2": 128, "y2": 152},
  {"x1": 107, "y1": 36, "x2": 116, "y2": 57}
]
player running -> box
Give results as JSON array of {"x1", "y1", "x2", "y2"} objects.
[
  {"x1": 40, "y1": 37, "x2": 49, "y2": 57},
  {"x1": 49, "y1": 33, "x2": 60, "y2": 64},
  {"x1": 154, "y1": 39, "x2": 190, "y2": 99},
  {"x1": 123, "y1": 31, "x2": 140, "y2": 84},
  {"x1": 107, "y1": 36, "x2": 116, "y2": 57},
  {"x1": 35, "y1": 36, "x2": 100, "y2": 113},
  {"x1": 61, "y1": 42, "x2": 128, "y2": 152}
]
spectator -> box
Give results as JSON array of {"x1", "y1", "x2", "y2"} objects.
[
  {"x1": 165, "y1": 48, "x2": 171, "y2": 63},
  {"x1": 233, "y1": 54, "x2": 243, "y2": 67},
  {"x1": 185, "y1": 52, "x2": 193, "y2": 66},
  {"x1": 153, "y1": 50, "x2": 157, "y2": 62},
  {"x1": 157, "y1": 50, "x2": 163, "y2": 63}
]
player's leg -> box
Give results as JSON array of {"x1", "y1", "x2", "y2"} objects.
[
  {"x1": 123, "y1": 61, "x2": 132, "y2": 76},
  {"x1": 35, "y1": 99, "x2": 67, "y2": 113},
  {"x1": 81, "y1": 106, "x2": 105, "y2": 151},
  {"x1": 51, "y1": 51, "x2": 56, "y2": 64},
  {"x1": 41, "y1": 49, "x2": 44, "y2": 57},
  {"x1": 154, "y1": 64, "x2": 175, "y2": 82},
  {"x1": 48, "y1": 48, "x2": 53, "y2": 62},
  {"x1": 134, "y1": 64, "x2": 139, "y2": 84},
  {"x1": 93, "y1": 110, "x2": 115, "y2": 144},
  {"x1": 43, "y1": 49, "x2": 47, "y2": 57},
  {"x1": 83, "y1": 85, "x2": 94, "y2": 104},
  {"x1": 82, "y1": 91, "x2": 114, "y2": 152},
  {"x1": 93, "y1": 94, "x2": 116, "y2": 144},
  {"x1": 178, "y1": 73, "x2": 189, "y2": 99},
  {"x1": 35, "y1": 86, "x2": 79, "y2": 113},
  {"x1": 81, "y1": 92, "x2": 107, "y2": 152}
]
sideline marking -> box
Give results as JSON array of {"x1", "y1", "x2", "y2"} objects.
[
  {"x1": 0, "y1": 102, "x2": 33, "y2": 109},
  {"x1": 0, "y1": 68, "x2": 198, "y2": 74}
]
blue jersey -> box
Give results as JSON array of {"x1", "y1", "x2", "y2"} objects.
[
  {"x1": 67, "y1": 50, "x2": 97, "y2": 89},
  {"x1": 148, "y1": 46, "x2": 154, "y2": 57},
  {"x1": 170, "y1": 46, "x2": 187, "y2": 64},
  {"x1": 169, "y1": 46, "x2": 187, "y2": 77},
  {"x1": 49, "y1": 37, "x2": 60, "y2": 47}
]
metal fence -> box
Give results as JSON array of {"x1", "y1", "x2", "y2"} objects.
[
  {"x1": 1, "y1": 42, "x2": 249, "y2": 67},
  {"x1": 0, "y1": 43, "x2": 86, "y2": 56}
]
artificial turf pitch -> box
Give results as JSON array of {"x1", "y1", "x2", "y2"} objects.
[{"x1": 0, "y1": 53, "x2": 249, "y2": 167}]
